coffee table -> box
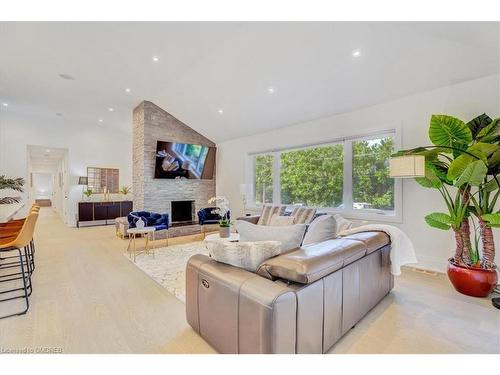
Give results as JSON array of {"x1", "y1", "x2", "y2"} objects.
[
  {"x1": 126, "y1": 227, "x2": 156, "y2": 262},
  {"x1": 204, "y1": 232, "x2": 240, "y2": 242}
]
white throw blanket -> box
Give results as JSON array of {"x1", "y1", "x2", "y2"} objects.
[{"x1": 339, "y1": 224, "x2": 418, "y2": 276}]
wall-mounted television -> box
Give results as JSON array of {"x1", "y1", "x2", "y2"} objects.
[{"x1": 154, "y1": 141, "x2": 216, "y2": 179}]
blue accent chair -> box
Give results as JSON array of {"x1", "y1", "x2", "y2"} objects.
[
  {"x1": 127, "y1": 211, "x2": 170, "y2": 244},
  {"x1": 197, "y1": 207, "x2": 230, "y2": 237}
]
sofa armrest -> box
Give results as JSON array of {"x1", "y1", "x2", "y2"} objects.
[
  {"x1": 186, "y1": 254, "x2": 297, "y2": 353},
  {"x1": 235, "y1": 215, "x2": 260, "y2": 225}
]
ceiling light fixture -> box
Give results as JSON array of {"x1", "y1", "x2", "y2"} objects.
[
  {"x1": 152, "y1": 56, "x2": 160, "y2": 62},
  {"x1": 125, "y1": 88, "x2": 131, "y2": 93},
  {"x1": 267, "y1": 87, "x2": 275, "y2": 94},
  {"x1": 217, "y1": 109, "x2": 224, "y2": 115},
  {"x1": 98, "y1": 119, "x2": 103, "y2": 123},
  {"x1": 45, "y1": 149, "x2": 51, "y2": 153},
  {"x1": 108, "y1": 107, "x2": 114, "y2": 112},
  {"x1": 352, "y1": 49, "x2": 361, "y2": 57},
  {"x1": 1, "y1": 102, "x2": 8, "y2": 107}
]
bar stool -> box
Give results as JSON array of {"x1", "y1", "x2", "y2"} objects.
[
  {"x1": 0, "y1": 205, "x2": 39, "y2": 272},
  {"x1": 0, "y1": 211, "x2": 38, "y2": 319}
]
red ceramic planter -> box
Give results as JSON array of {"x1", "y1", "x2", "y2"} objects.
[{"x1": 447, "y1": 259, "x2": 498, "y2": 298}]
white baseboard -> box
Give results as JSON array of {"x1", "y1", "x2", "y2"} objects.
[{"x1": 412, "y1": 255, "x2": 449, "y2": 274}]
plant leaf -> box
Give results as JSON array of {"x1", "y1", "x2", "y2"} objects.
[
  {"x1": 455, "y1": 160, "x2": 487, "y2": 187},
  {"x1": 429, "y1": 115, "x2": 472, "y2": 147},
  {"x1": 467, "y1": 142, "x2": 499, "y2": 161},
  {"x1": 447, "y1": 154, "x2": 473, "y2": 180},
  {"x1": 415, "y1": 162, "x2": 443, "y2": 189},
  {"x1": 425, "y1": 212, "x2": 452, "y2": 230},
  {"x1": 482, "y1": 213, "x2": 500, "y2": 228},
  {"x1": 467, "y1": 113, "x2": 492, "y2": 138},
  {"x1": 477, "y1": 118, "x2": 499, "y2": 139}
]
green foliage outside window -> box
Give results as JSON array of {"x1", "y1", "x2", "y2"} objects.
[
  {"x1": 281, "y1": 145, "x2": 344, "y2": 207},
  {"x1": 352, "y1": 137, "x2": 394, "y2": 211},
  {"x1": 254, "y1": 154, "x2": 273, "y2": 204}
]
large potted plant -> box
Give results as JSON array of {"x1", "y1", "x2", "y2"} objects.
[{"x1": 393, "y1": 114, "x2": 499, "y2": 297}]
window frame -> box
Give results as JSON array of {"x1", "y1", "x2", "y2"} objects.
[{"x1": 247, "y1": 127, "x2": 402, "y2": 223}]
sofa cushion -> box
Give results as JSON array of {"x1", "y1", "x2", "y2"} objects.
[
  {"x1": 257, "y1": 205, "x2": 286, "y2": 225},
  {"x1": 302, "y1": 214, "x2": 337, "y2": 246},
  {"x1": 256, "y1": 238, "x2": 367, "y2": 284},
  {"x1": 236, "y1": 220, "x2": 307, "y2": 252},
  {"x1": 333, "y1": 214, "x2": 353, "y2": 234},
  {"x1": 269, "y1": 214, "x2": 295, "y2": 226},
  {"x1": 291, "y1": 207, "x2": 317, "y2": 224},
  {"x1": 207, "y1": 240, "x2": 282, "y2": 272}
]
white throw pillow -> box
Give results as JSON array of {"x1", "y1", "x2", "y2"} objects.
[
  {"x1": 236, "y1": 220, "x2": 307, "y2": 252},
  {"x1": 207, "y1": 240, "x2": 281, "y2": 272},
  {"x1": 269, "y1": 214, "x2": 295, "y2": 226},
  {"x1": 302, "y1": 214, "x2": 337, "y2": 246},
  {"x1": 333, "y1": 214, "x2": 353, "y2": 234}
]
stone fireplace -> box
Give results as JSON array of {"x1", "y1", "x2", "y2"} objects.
[{"x1": 132, "y1": 101, "x2": 216, "y2": 230}]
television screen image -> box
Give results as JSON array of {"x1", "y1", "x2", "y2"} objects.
[{"x1": 154, "y1": 141, "x2": 216, "y2": 179}]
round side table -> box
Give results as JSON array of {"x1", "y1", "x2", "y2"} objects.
[{"x1": 126, "y1": 227, "x2": 156, "y2": 262}]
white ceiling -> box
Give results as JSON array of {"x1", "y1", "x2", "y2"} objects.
[
  {"x1": 28, "y1": 145, "x2": 67, "y2": 170},
  {"x1": 1, "y1": 22, "x2": 499, "y2": 143}
]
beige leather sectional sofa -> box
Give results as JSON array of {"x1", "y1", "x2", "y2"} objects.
[{"x1": 186, "y1": 231, "x2": 392, "y2": 354}]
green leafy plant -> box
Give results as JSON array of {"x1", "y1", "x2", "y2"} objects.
[
  {"x1": 394, "y1": 114, "x2": 499, "y2": 270},
  {"x1": 83, "y1": 189, "x2": 93, "y2": 198},
  {"x1": 0, "y1": 175, "x2": 25, "y2": 204},
  {"x1": 0, "y1": 175, "x2": 25, "y2": 192},
  {"x1": 119, "y1": 186, "x2": 131, "y2": 196}
]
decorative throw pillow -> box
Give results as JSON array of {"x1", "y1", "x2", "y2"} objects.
[
  {"x1": 302, "y1": 214, "x2": 337, "y2": 246},
  {"x1": 333, "y1": 214, "x2": 353, "y2": 234},
  {"x1": 269, "y1": 214, "x2": 295, "y2": 226},
  {"x1": 291, "y1": 206, "x2": 317, "y2": 224},
  {"x1": 207, "y1": 240, "x2": 282, "y2": 272},
  {"x1": 257, "y1": 205, "x2": 286, "y2": 225},
  {"x1": 236, "y1": 219, "x2": 307, "y2": 252}
]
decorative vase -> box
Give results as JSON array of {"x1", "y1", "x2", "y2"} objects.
[
  {"x1": 447, "y1": 259, "x2": 498, "y2": 298},
  {"x1": 136, "y1": 217, "x2": 146, "y2": 229},
  {"x1": 219, "y1": 226, "x2": 230, "y2": 238}
]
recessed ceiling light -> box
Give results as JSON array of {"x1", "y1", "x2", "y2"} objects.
[
  {"x1": 98, "y1": 119, "x2": 103, "y2": 123},
  {"x1": 45, "y1": 149, "x2": 50, "y2": 153},
  {"x1": 152, "y1": 56, "x2": 159, "y2": 62},
  {"x1": 217, "y1": 109, "x2": 224, "y2": 115},
  {"x1": 59, "y1": 73, "x2": 76, "y2": 80},
  {"x1": 352, "y1": 50, "x2": 361, "y2": 57},
  {"x1": 108, "y1": 107, "x2": 114, "y2": 112},
  {"x1": 1, "y1": 102, "x2": 8, "y2": 107},
  {"x1": 267, "y1": 87, "x2": 275, "y2": 94},
  {"x1": 125, "y1": 88, "x2": 131, "y2": 93}
]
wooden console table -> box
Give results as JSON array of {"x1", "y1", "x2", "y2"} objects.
[{"x1": 77, "y1": 201, "x2": 133, "y2": 227}]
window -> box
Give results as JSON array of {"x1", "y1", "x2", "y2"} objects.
[
  {"x1": 352, "y1": 137, "x2": 394, "y2": 212},
  {"x1": 280, "y1": 144, "x2": 343, "y2": 207},
  {"x1": 254, "y1": 154, "x2": 274, "y2": 205},
  {"x1": 249, "y1": 130, "x2": 399, "y2": 220}
]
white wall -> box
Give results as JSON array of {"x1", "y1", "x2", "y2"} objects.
[
  {"x1": 216, "y1": 74, "x2": 500, "y2": 272},
  {"x1": 0, "y1": 113, "x2": 132, "y2": 226}
]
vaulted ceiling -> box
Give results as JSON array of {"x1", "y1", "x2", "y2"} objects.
[{"x1": 1, "y1": 22, "x2": 499, "y2": 142}]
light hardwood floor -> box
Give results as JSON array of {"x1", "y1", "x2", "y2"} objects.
[{"x1": 0, "y1": 208, "x2": 498, "y2": 354}]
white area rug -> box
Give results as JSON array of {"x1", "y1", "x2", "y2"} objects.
[{"x1": 124, "y1": 241, "x2": 209, "y2": 303}]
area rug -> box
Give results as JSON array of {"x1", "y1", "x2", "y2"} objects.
[{"x1": 124, "y1": 241, "x2": 209, "y2": 303}]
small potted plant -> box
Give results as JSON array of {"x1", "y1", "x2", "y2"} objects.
[
  {"x1": 83, "y1": 188, "x2": 93, "y2": 201},
  {"x1": 119, "y1": 186, "x2": 131, "y2": 198},
  {"x1": 208, "y1": 196, "x2": 231, "y2": 238}
]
